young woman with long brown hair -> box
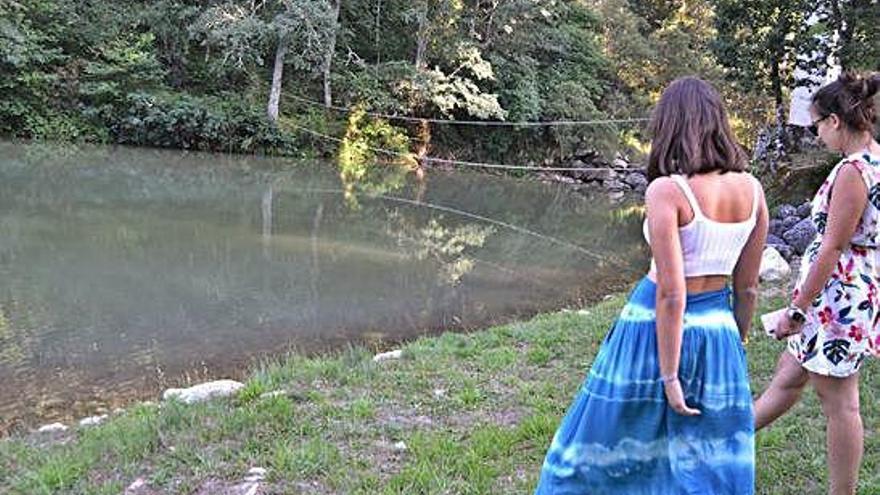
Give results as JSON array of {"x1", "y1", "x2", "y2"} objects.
[{"x1": 533, "y1": 76, "x2": 769, "y2": 494}]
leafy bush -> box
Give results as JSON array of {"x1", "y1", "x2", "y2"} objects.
[{"x1": 110, "y1": 92, "x2": 298, "y2": 154}]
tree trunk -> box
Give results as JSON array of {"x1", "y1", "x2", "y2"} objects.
[
  {"x1": 267, "y1": 35, "x2": 287, "y2": 124},
  {"x1": 480, "y1": 0, "x2": 499, "y2": 49},
  {"x1": 323, "y1": 0, "x2": 342, "y2": 107},
  {"x1": 771, "y1": 55, "x2": 783, "y2": 109},
  {"x1": 829, "y1": 0, "x2": 851, "y2": 70},
  {"x1": 374, "y1": 0, "x2": 382, "y2": 68},
  {"x1": 414, "y1": 2, "x2": 429, "y2": 69},
  {"x1": 769, "y1": 55, "x2": 789, "y2": 173}
]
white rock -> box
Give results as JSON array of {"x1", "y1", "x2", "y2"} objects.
[
  {"x1": 247, "y1": 467, "x2": 267, "y2": 478},
  {"x1": 393, "y1": 441, "x2": 408, "y2": 451},
  {"x1": 37, "y1": 422, "x2": 68, "y2": 433},
  {"x1": 239, "y1": 483, "x2": 260, "y2": 495},
  {"x1": 124, "y1": 478, "x2": 147, "y2": 494},
  {"x1": 432, "y1": 388, "x2": 446, "y2": 398},
  {"x1": 78, "y1": 414, "x2": 108, "y2": 427},
  {"x1": 372, "y1": 350, "x2": 403, "y2": 362},
  {"x1": 162, "y1": 379, "x2": 245, "y2": 404},
  {"x1": 760, "y1": 246, "x2": 791, "y2": 282}
]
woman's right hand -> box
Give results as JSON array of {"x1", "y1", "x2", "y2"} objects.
[
  {"x1": 663, "y1": 378, "x2": 701, "y2": 416},
  {"x1": 774, "y1": 313, "x2": 803, "y2": 340}
]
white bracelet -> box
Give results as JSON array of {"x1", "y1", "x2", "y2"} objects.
[{"x1": 660, "y1": 373, "x2": 678, "y2": 384}]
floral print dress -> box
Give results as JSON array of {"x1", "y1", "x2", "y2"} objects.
[{"x1": 788, "y1": 151, "x2": 880, "y2": 377}]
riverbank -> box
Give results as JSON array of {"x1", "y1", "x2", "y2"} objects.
[{"x1": 2, "y1": 281, "x2": 878, "y2": 494}]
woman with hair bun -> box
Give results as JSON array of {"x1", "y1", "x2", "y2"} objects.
[{"x1": 755, "y1": 71, "x2": 880, "y2": 495}]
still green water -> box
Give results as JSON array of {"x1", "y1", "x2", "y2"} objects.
[{"x1": 0, "y1": 141, "x2": 647, "y2": 431}]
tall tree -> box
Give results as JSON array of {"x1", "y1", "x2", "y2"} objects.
[
  {"x1": 711, "y1": 0, "x2": 812, "y2": 109},
  {"x1": 141, "y1": 1, "x2": 202, "y2": 88},
  {"x1": 834, "y1": 0, "x2": 880, "y2": 71},
  {"x1": 322, "y1": 0, "x2": 342, "y2": 107},
  {"x1": 193, "y1": 0, "x2": 336, "y2": 123},
  {"x1": 0, "y1": 0, "x2": 67, "y2": 136}
]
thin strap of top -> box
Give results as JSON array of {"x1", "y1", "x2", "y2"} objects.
[
  {"x1": 670, "y1": 174, "x2": 760, "y2": 222},
  {"x1": 669, "y1": 175, "x2": 704, "y2": 219},
  {"x1": 749, "y1": 175, "x2": 760, "y2": 220}
]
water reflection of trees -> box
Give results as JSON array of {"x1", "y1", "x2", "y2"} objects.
[
  {"x1": 386, "y1": 213, "x2": 495, "y2": 286},
  {"x1": 0, "y1": 140, "x2": 651, "y2": 428}
]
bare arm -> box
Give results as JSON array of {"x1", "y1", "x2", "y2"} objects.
[
  {"x1": 731, "y1": 178, "x2": 769, "y2": 342},
  {"x1": 792, "y1": 162, "x2": 867, "y2": 311},
  {"x1": 645, "y1": 179, "x2": 697, "y2": 415},
  {"x1": 646, "y1": 179, "x2": 687, "y2": 379}
]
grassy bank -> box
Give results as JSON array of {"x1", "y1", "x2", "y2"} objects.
[{"x1": 1, "y1": 286, "x2": 879, "y2": 494}]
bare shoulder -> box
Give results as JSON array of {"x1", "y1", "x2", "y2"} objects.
[
  {"x1": 645, "y1": 176, "x2": 678, "y2": 203},
  {"x1": 742, "y1": 171, "x2": 760, "y2": 184},
  {"x1": 645, "y1": 177, "x2": 686, "y2": 222},
  {"x1": 833, "y1": 160, "x2": 868, "y2": 190},
  {"x1": 742, "y1": 172, "x2": 765, "y2": 193},
  {"x1": 836, "y1": 159, "x2": 864, "y2": 178}
]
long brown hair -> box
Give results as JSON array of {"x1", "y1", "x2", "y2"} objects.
[{"x1": 647, "y1": 77, "x2": 747, "y2": 182}]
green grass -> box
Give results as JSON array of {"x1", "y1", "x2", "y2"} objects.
[{"x1": 1, "y1": 285, "x2": 878, "y2": 494}]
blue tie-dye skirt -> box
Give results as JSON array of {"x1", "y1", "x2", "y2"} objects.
[{"x1": 535, "y1": 277, "x2": 754, "y2": 495}]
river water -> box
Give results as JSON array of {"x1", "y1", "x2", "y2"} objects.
[{"x1": 0, "y1": 141, "x2": 648, "y2": 431}]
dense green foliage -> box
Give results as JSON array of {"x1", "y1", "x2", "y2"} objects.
[
  {"x1": 837, "y1": 1, "x2": 880, "y2": 71},
  {"x1": 1, "y1": 0, "x2": 877, "y2": 162},
  {"x1": 110, "y1": 92, "x2": 296, "y2": 153}
]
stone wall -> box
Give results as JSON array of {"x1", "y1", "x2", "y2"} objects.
[{"x1": 539, "y1": 151, "x2": 648, "y2": 200}]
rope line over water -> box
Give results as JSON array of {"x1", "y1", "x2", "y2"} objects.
[
  {"x1": 288, "y1": 122, "x2": 642, "y2": 173},
  {"x1": 274, "y1": 184, "x2": 638, "y2": 271}
]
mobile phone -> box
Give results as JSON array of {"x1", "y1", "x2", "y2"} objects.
[{"x1": 759, "y1": 308, "x2": 787, "y2": 337}]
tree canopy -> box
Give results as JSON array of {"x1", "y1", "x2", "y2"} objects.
[{"x1": 1, "y1": 0, "x2": 877, "y2": 163}]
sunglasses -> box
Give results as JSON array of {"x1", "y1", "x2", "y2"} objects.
[{"x1": 808, "y1": 114, "x2": 830, "y2": 136}]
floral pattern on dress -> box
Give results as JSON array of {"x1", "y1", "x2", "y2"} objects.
[{"x1": 787, "y1": 152, "x2": 880, "y2": 377}]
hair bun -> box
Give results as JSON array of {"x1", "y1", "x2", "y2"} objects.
[
  {"x1": 813, "y1": 71, "x2": 878, "y2": 132},
  {"x1": 866, "y1": 74, "x2": 880, "y2": 100},
  {"x1": 839, "y1": 72, "x2": 865, "y2": 97},
  {"x1": 837, "y1": 71, "x2": 880, "y2": 102}
]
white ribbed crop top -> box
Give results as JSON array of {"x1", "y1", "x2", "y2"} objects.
[{"x1": 643, "y1": 174, "x2": 760, "y2": 277}]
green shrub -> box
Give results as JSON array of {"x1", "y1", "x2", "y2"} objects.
[{"x1": 109, "y1": 92, "x2": 298, "y2": 155}]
